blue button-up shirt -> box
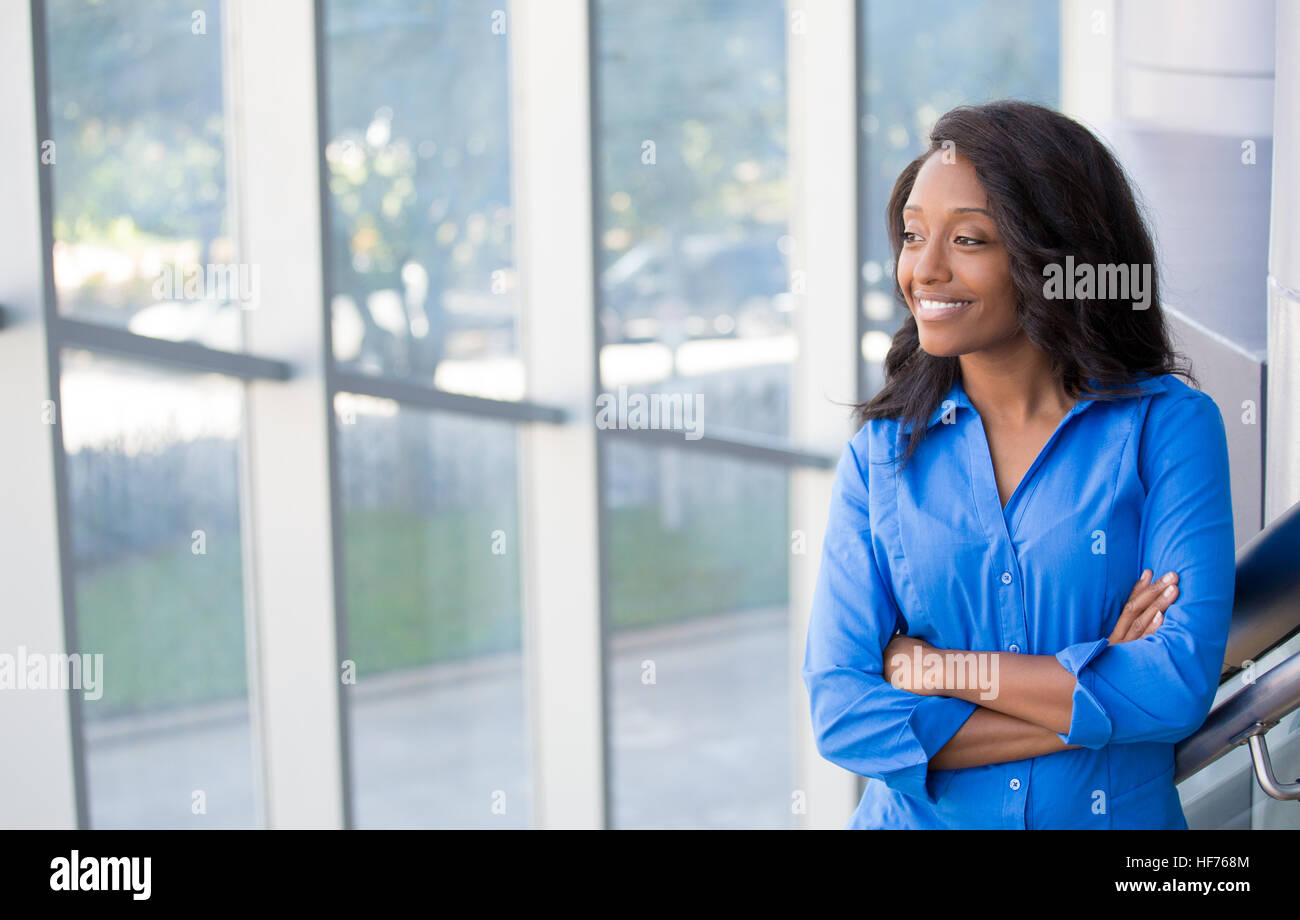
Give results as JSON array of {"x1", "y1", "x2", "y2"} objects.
[{"x1": 802, "y1": 372, "x2": 1236, "y2": 828}]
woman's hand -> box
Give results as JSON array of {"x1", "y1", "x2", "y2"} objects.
[
  {"x1": 1107, "y1": 569, "x2": 1179, "y2": 645},
  {"x1": 882, "y1": 633, "x2": 937, "y2": 695}
]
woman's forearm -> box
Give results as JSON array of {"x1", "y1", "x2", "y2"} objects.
[
  {"x1": 930, "y1": 705, "x2": 1080, "y2": 770},
  {"x1": 885, "y1": 636, "x2": 1077, "y2": 734},
  {"x1": 943, "y1": 650, "x2": 1077, "y2": 734},
  {"x1": 887, "y1": 573, "x2": 1181, "y2": 736}
]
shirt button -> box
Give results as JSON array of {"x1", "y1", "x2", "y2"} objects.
[
  {"x1": 1009, "y1": 778, "x2": 1021, "y2": 791},
  {"x1": 1000, "y1": 572, "x2": 1013, "y2": 584},
  {"x1": 1009, "y1": 644, "x2": 1020, "y2": 653}
]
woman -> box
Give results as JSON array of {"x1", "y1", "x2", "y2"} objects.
[{"x1": 802, "y1": 101, "x2": 1236, "y2": 829}]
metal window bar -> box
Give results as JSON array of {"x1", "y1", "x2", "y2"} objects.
[
  {"x1": 55, "y1": 317, "x2": 291, "y2": 381},
  {"x1": 34, "y1": 314, "x2": 842, "y2": 468},
  {"x1": 598, "y1": 423, "x2": 837, "y2": 470}
]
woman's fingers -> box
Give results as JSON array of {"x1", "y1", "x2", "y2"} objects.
[
  {"x1": 1125, "y1": 580, "x2": 1177, "y2": 640},
  {"x1": 1110, "y1": 570, "x2": 1178, "y2": 644},
  {"x1": 1109, "y1": 570, "x2": 1151, "y2": 641},
  {"x1": 1123, "y1": 582, "x2": 1178, "y2": 642}
]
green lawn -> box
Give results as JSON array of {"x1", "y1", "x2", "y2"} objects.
[
  {"x1": 73, "y1": 498, "x2": 789, "y2": 715},
  {"x1": 341, "y1": 508, "x2": 523, "y2": 674},
  {"x1": 75, "y1": 536, "x2": 249, "y2": 717},
  {"x1": 605, "y1": 502, "x2": 789, "y2": 630}
]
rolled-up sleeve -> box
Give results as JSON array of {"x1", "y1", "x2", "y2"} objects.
[
  {"x1": 802, "y1": 436, "x2": 977, "y2": 803},
  {"x1": 1055, "y1": 392, "x2": 1236, "y2": 748}
]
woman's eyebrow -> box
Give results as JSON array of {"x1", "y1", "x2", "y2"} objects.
[{"x1": 902, "y1": 204, "x2": 992, "y2": 216}]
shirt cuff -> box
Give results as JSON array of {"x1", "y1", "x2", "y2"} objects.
[
  {"x1": 881, "y1": 695, "x2": 978, "y2": 804},
  {"x1": 1054, "y1": 638, "x2": 1113, "y2": 748}
]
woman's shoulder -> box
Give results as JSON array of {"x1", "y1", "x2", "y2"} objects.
[
  {"x1": 1138, "y1": 373, "x2": 1226, "y2": 425},
  {"x1": 1134, "y1": 373, "x2": 1231, "y2": 475},
  {"x1": 1089, "y1": 371, "x2": 1223, "y2": 434},
  {"x1": 843, "y1": 414, "x2": 909, "y2": 479},
  {"x1": 849, "y1": 414, "x2": 895, "y2": 444}
]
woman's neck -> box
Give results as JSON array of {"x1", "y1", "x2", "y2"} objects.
[{"x1": 958, "y1": 346, "x2": 1072, "y2": 426}]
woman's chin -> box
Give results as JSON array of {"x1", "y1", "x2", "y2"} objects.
[{"x1": 916, "y1": 337, "x2": 966, "y2": 359}]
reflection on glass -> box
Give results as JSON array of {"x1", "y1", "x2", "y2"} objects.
[
  {"x1": 322, "y1": 0, "x2": 519, "y2": 399},
  {"x1": 335, "y1": 395, "x2": 530, "y2": 828},
  {"x1": 859, "y1": 0, "x2": 1060, "y2": 395},
  {"x1": 45, "y1": 0, "x2": 240, "y2": 349},
  {"x1": 594, "y1": 0, "x2": 792, "y2": 439},
  {"x1": 603, "y1": 440, "x2": 792, "y2": 828},
  {"x1": 59, "y1": 350, "x2": 255, "y2": 828}
]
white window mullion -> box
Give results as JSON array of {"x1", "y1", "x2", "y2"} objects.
[
  {"x1": 227, "y1": 0, "x2": 345, "y2": 829},
  {"x1": 0, "y1": 0, "x2": 80, "y2": 829},
  {"x1": 788, "y1": 0, "x2": 863, "y2": 829},
  {"x1": 1060, "y1": 0, "x2": 1117, "y2": 134},
  {"x1": 510, "y1": 0, "x2": 605, "y2": 829}
]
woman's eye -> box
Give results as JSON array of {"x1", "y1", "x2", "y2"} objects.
[
  {"x1": 955, "y1": 236, "x2": 985, "y2": 246},
  {"x1": 901, "y1": 231, "x2": 921, "y2": 243}
]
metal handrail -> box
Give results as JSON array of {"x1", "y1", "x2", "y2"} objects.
[
  {"x1": 1174, "y1": 500, "x2": 1300, "y2": 797},
  {"x1": 1219, "y1": 499, "x2": 1300, "y2": 680},
  {"x1": 1175, "y1": 648, "x2": 1300, "y2": 796}
]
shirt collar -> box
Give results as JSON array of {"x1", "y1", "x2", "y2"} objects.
[{"x1": 905, "y1": 372, "x2": 1166, "y2": 434}]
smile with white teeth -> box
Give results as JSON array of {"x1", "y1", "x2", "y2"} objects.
[{"x1": 914, "y1": 297, "x2": 975, "y2": 320}]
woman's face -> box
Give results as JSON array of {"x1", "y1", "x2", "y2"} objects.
[{"x1": 897, "y1": 151, "x2": 1020, "y2": 357}]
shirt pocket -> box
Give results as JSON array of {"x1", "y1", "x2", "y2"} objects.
[{"x1": 1109, "y1": 762, "x2": 1182, "y2": 829}]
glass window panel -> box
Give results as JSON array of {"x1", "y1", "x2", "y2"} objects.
[
  {"x1": 603, "y1": 439, "x2": 792, "y2": 828},
  {"x1": 321, "y1": 0, "x2": 520, "y2": 400},
  {"x1": 335, "y1": 396, "x2": 530, "y2": 828},
  {"x1": 59, "y1": 349, "x2": 255, "y2": 828},
  {"x1": 45, "y1": 0, "x2": 242, "y2": 350},
  {"x1": 858, "y1": 0, "x2": 1060, "y2": 396},
  {"x1": 593, "y1": 0, "x2": 793, "y2": 440},
  {"x1": 1222, "y1": 631, "x2": 1300, "y2": 829}
]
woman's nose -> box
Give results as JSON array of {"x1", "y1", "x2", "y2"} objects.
[{"x1": 914, "y1": 239, "x2": 952, "y2": 284}]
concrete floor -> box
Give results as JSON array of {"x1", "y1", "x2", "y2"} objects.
[{"x1": 82, "y1": 607, "x2": 793, "y2": 829}]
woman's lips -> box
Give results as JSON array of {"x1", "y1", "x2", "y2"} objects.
[{"x1": 914, "y1": 297, "x2": 975, "y2": 321}]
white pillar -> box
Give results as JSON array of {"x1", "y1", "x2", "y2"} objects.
[
  {"x1": 788, "y1": 0, "x2": 861, "y2": 829},
  {"x1": 1113, "y1": 0, "x2": 1275, "y2": 137},
  {"x1": 1266, "y1": 0, "x2": 1300, "y2": 522},
  {"x1": 510, "y1": 0, "x2": 605, "y2": 829},
  {"x1": 0, "y1": 0, "x2": 80, "y2": 829},
  {"x1": 227, "y1": 0, "x2": 345, "y2": 828}
]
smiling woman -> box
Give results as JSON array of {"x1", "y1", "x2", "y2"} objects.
[{"x1": 802, "y1": 101, "x2": 1237, "y2": 829}]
